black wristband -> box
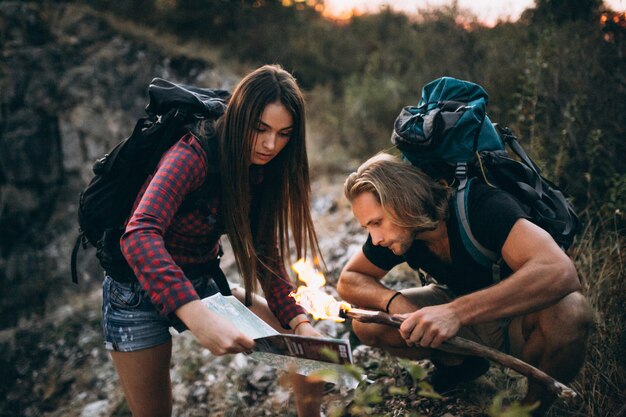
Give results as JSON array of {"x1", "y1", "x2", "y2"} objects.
[{"x1": 385, "y1": 291, "x2": 402, "y2": 313}]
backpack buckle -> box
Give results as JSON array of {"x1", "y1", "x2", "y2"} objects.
[
  {"x1": 80, "y1": 231, "x2": 89, "y2": 249},
  {"x1": 455, "y1": 162, "x2": 468, "y2": 179}
]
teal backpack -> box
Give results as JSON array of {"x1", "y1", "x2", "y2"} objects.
[{"x1": 391, "y1": 77, "x2": 579, "y2": 278}]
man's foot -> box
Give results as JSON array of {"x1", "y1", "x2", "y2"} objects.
[{"x1": 430, "y1": 355, "x2": 490, "y2": 392}]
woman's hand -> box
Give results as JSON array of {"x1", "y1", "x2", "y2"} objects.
[
  {"x1": 290, "y1": 314, "x2": 323, "y2": 338},
  {"x1": 176, "y1": 300, "x2": 255, "y2": 355},
  {"x1": 293, "y1": 321, "x2": 322, "y2": 338}
]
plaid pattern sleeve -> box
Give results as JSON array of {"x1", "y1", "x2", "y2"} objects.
[
  {"x1": 120, "y1": 134, "x2": 208, "y2": 316},
  {"x1": 264, "y1": 262, "x2": 306, "y2": 329}
]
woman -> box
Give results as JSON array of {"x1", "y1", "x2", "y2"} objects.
[{"x1": 102, "y1": 65, "x2": 323, "y2": 417}]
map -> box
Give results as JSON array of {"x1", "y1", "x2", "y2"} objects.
[{"x1": 201, "y1": 293, "x2": 360, "y2": 388}]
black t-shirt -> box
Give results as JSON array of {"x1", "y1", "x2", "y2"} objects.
[{"x1": 362, "y1": 182, "x2": 530, "y2": 296}]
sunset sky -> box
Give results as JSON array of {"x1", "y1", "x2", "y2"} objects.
[{"x1": 323, "y1": 0, "x2": 625, "y2": 24}]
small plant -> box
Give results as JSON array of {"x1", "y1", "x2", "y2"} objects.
[
  {"x1": 399, "y1": 359, "x2": 442, "y2": 400},
  {"x1": 487, "y1": 393, "x2": 538, "y2": 417}
]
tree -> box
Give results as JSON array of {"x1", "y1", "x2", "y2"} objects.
[{"x1": 530, "y1": 0, "x2": 602, "y2": 24}]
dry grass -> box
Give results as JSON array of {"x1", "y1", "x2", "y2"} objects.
[{"x1": 566, "y1": 211, "x2": 626, "y2": 417}]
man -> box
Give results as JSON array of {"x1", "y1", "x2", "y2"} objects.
[{"x1": 337, "y1": 153, "x2": 593, "y2": 416}]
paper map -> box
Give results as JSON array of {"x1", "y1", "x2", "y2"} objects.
[{"x1": 201, "y1": 293, "x2": 360, "y2": 388}]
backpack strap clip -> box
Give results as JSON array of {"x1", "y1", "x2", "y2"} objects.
[
  {"x1": 71, "y1": 231, "x2": 90, "y2": 284},
  {"x1": 455, "y1": 162, "x2": 468, "y2": 180},
  {"x1": 491, "y1": 258, "x2": 503, "y2": 283},
  {"x1": 207, "y1": 244, "x2": 232, "y2": 296},
  {"x1": 172, "y1": 107, "x2": 188, "y2": 121},
  {"x1": 455, "y1": 162, "x2": 469, "y2": 191}
]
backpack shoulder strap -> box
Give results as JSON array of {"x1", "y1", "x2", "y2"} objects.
[
  {"x1": 454, "y1": 176, "x2": 502, "y2": 281},
  {"x1": 177, "y1": 132, "x2": 220, "y2": 216},
  {"x1": 190, "y1": 132, "x2": 231, "y2": 296},
  {"x1": 70, "y1": 232, "x2": 87, "y2": 284},
  {"x1": 195, "y1": 131, "x2": 220, "y2": 175},
  {"x1": 193, "y1": 132, "x2": 220, "y2": 196}
]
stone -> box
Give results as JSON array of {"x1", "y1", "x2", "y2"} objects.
[{"x1": 79, "y1": 400, "x2": 109, "y2": 417}]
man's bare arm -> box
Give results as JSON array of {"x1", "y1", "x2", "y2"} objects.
[
  {"x1": 338, "y1": 250, "x2": 417, "y2": 313},
  {"x1": 400, "y1": 218, "x2": 582, "y2": 348},
  {"x1": 450, "y1": 218, "x2": 581, "y2": 326}
]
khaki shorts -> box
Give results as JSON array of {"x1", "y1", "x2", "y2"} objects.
[{"x1": 401, "y1": 284, "x2": 524, "y2": 356}]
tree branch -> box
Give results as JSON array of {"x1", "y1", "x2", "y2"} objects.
[{"x1": 343, "y1": 307, "x2": 577, "y2": 400}]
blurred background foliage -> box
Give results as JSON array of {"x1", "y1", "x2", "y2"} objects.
[{"x1": 83, "y1": 0, "x2": 624, "y2": 216}]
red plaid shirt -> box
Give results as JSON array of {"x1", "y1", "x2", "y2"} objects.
[{"x1": 120, "y1": 133, "x2": 304, "y2": 328}]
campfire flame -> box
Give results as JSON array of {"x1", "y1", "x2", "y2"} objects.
[{"x1": 290, "y1": 258, "x2": 351, "y2": 322}]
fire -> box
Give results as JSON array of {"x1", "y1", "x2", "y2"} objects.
[{"x1": 290, "y1": 258, "x2": 351, "y2": 322}]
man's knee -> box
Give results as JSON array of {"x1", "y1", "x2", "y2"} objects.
[
  {"x1": 352, "y1": 320, "x2": 388, "y2": 347},
  {"x1": 566, "y1": 291, "x2": 594, "y2": 331},
  {"x1": 549, "y1": 292, "x2": 593, "y2": 337},
  {"x1": 530, "y1": 292, "x2": 594, "y2": 348}
]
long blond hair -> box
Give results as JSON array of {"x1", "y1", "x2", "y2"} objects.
[
  {"x1": 218, "y1": 65, "x2": 320, "y2": 304},
  {"x1": 344, "y1": 153, "x2": 451, "y2": 230}
]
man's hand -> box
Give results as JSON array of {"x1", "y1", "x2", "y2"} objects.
[
  {"x1": 176, "y1": 300, "x2": 255, "y2": 355},
  {"x1": 397, "y1": 303, "x2": 461, "y2": 348}
]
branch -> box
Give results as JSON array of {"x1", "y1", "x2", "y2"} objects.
[{"x1": 344, "y1": 308, "x2": 577, "y2": 400}]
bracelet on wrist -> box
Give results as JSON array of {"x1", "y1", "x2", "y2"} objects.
[
  {"x1": 292, "y1": 320, "x2": 311, "y2": 332},
  {"x1": 385, "y1": 291, "x2": 402, "y2": 313}
]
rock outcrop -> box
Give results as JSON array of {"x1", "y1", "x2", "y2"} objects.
[{"x1": 0, "y1": 2, "x2": 239, "y2": 329}]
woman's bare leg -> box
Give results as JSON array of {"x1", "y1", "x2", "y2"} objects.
[
  {"x1": 110, "y1": 341, "x2": 173, "y2": 417},
  {"x1": 291, "y1": 372, "x2": 324, "y2": 417},
  {"x1": 232, "y1": 287, "x2": 323, "y2": 417}
]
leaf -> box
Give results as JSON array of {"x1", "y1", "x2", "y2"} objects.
[
  {"x1": 358, "y1": 384, "x2": 384, "y2": 405},
  {"x1": 399, "y1": 359, "x2": 427, "y2": 383},
  {"x1": 342, "y1": 364, "x2": 367, "y2": 380},
  {"x1": 319, "y1": 347, "x2": 340, "y2": 363},
  {"x1": 417, "y1": 381, "x2": 442, "y2": 400},
  {"x1": 310, "y1": 368, "x2": 339, "y2": 383},
  {"x1": 348, "y1": 404, "x2": 374, "y2": 416},
  {"x1": 388, "y1": 385, "x2": 409, "y2": 396},
  {"x1": 487, "y1": 393, "x2": 538, "y2": 417}
]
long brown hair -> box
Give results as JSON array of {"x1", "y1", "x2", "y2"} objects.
[
  {"x1": 217, "y1": 64, "x2": 320, "y2": 304},
  {"x1": 344, "y1": 153, "x2": 452, "y2": 230}
]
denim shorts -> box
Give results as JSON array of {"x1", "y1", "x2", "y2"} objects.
[{"x1": 101, "y1": 275, "x2": 221, "y2": 352}]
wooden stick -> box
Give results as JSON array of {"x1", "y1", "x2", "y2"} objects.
[{"x1": 344, "y1": 308, "x2": 577, "y2": 400}]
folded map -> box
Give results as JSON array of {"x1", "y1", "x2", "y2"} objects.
[{"x1": 201, "y1": 292, "x2": 359, "y2": 387}]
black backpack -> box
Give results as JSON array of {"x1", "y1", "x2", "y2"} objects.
[
  {"x1": 71, "y1": 78, "x2": 230, "y2": 291},
  {"x1": 391, "y1": 77, "x2": 579, "y2": 279}
]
